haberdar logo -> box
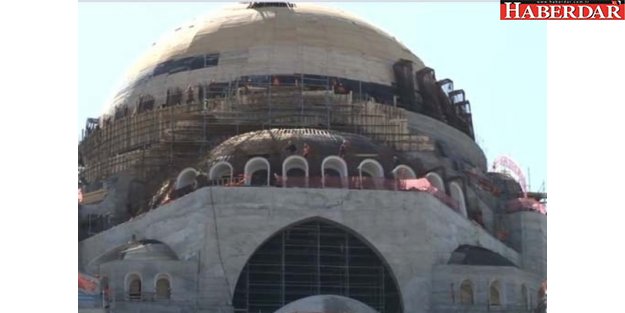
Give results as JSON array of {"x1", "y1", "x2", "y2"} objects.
[{"x1": 500, "y1": 0, "x2": 625, "y2": 20}]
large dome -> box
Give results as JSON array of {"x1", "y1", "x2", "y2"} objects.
[{"x1": 106, "y1": 2, "x2": 425, "y2": 115}]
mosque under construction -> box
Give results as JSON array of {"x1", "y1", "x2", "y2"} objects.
[{"x1": 78, "y1": 3, "x2": 547, "y2": 313}]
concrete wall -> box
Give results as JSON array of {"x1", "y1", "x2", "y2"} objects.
[
  {"x1": 79, "y1": 174, "x2": 136, "y2": 219},
  {"x1": 80, "y1": 186, "x2": 531, "y2": 313},
  {"x1": 430, "y1": 265, "x2": 542, "y2": 313},
  {"x1": 405, "y1": 111, "x2": 486, "y2": 171},
  {"x1": 100, "y1": 260, "x2": 197, "y2": 301},
  {"x1": 504, "y1": 212, "x2": 547, "y2": 279},
  {"x1": 100, "y1": 260, "x2": 197, "y2": 313}
]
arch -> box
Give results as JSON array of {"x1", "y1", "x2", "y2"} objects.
[
  {"x1": 321, "y1": 156, "x2": 348, "y2": 188},
  {"x1": 155, "y1": 273, "x2": 172, "y2": 300},
  {"x1": 521, "y1": 284, "x2": 529, "y2": 309},
  {"x1": 425, "y1": 172, "x2": 445, "y2": 193},
  {"x1": 125, "y1": 272, "x2": 142, "y2": 301},
  {"x1": 358, "y1": 159, "x2": 384, "y2": 189},
  {"x1": 490, "y1": 280, "x2": 502, "y2": 306},
  {"x1": 175, "y1": 168, "x2": 198, "y2": 190},
  {"x1": 86, "y1": 240, "x2": 178, "y2": 273},
  {"x1": 166, "y1": 87, "x2": 183, "y2": 106},
  {"x1": 120, "y1": 240, "x2": 178, "y2": 261},
  {"x1": 447, "y1": 245, "x2": 516, "y2": 267},
  {"x1": 282, "y1": 155, "x2": 309, "y2": 187},
  {"x1": 232, "y1": 219, "x2": 403, "y2": 313},
  {"x1": 137, "y1": 94, "x2": 155, "y2": 114},
  {"x1": 459, "y1": 280, "x2": 474, "y2": 305},
  {"x1": 244, "y1": 157, "x2": 270, "y2": 186},
  {"x1": 449, "y1": 181, "x2": 467, "y2": 217},
  {"x1": 392, "y1": 165, "x2": 416, "y2": 180},
  {"x1": 209, "y1": 161, "x2": 234, "y2": 184}
]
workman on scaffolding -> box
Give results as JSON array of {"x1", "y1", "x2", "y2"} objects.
[
  {"x1": 339, "y1": 140, "x2": 350, "y2": 158},
  {"x1": 302, "y1": 143, "x2": 311, "y2": 158},
  {"x1": 285, "y1": 140, "x2": 297, "y2": 155}
]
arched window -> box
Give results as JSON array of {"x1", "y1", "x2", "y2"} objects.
[
  {"x1": 232, "y1": 219, "x2": 402, "y2": 313},
  {"x1": 449, "y1": 181, "x2": 467, "y2": 217},
  {"x1": 425, "y1": 172, "x2": 445, "y2": 193},
  {"x1": 392, "y1": 165, "x2": 416, "y2": 180},
  {"x1": 282, "y1": 155, "x2": 309, "y2": 187},
  {"x1": 137, "y1": 94, "x2": 155, "y2": 114},
  {"x1": 155, "y1": 274, "x2": 171, "y2": 300},
  {"x1": 460, "y1": 280, "x2": 474, "y2": 305},
  {"x1": 521, "y1": 284, "x2": 529, "y2": 310},
  {"x1": 126, "y1": 273, "x2": 142, "y2": 301},
  {"x1": 175, "y1": 168, "x2": 199, "y2": 190},
  {"x1": 244, "y1": 157, "x2": 270, "y2": 186},
  {"x1": 209, "y1": 161, "x2": 234, "y2": 185},
  {"x1": 321, "y1": 156, "x2": 348, "y2": 188},
  {"x1": 490, "y1": 280, "x2": 502, "y2": 306},
  {"x1": 358, "y1": 159, "x2": 384, "y2": 189},
  {"x1": 166, "y1": 87, "x2": 183, "y2": 106}
]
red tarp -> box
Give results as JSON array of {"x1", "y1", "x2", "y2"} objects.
[
  {"x1": 399, "y1": 179, "x2": 460, "y2": 211},
  {"x1": 78, "y1": 272, "x2": 99, "y2": 294},
  {"x1": 506, "y1": 197, "x2": 547, "y2": 214},
  {"x1": 398, "y1": 178, "x2": 432, "y2": 191}
]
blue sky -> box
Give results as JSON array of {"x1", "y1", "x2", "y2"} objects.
[{"x1": 78, "y1": 2, "x2": 546, "y2": 192}]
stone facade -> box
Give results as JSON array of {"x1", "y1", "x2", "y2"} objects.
[{"x1": 80, "y1": 187, "x2": 545, "y2": 313}]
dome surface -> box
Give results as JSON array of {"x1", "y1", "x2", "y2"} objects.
[
  {"x1": 274, "y1": 295, "x2": 379, "y2": 313},
  {"x1": 204, "y1": 128, "x2": 416, "y2": 179},
  {"x1": 120, "y1": 240, "x2": 178, "y2": 261},
  {"x1": 107, "y1": 2, "x2": 425, "y2": 115}
]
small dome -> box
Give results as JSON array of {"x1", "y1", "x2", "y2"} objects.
[
  {"x1": 275, "y1": 295, "x2": 379, "y2": 313},
  {"x1": 205, "y1": 128, "x2": 408, "y2": 179},
  {"x1": 120, "y1": 240, "x2": 178, "y2": 261},
  {"x1": 487, "y1": 172, "x2": 524, "y2": 198}
]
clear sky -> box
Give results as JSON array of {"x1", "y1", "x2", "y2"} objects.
[{"x1": 78, "y1": 1, "x2": 546, "y2": 192}]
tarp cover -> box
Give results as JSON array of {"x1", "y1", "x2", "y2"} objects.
[{"x1": 78, "y1": 272, "x2": 100, "y2": 294}]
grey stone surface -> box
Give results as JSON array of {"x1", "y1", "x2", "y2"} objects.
[
  {"x1": 275, "y1": 295, "x2": 378, "y2": 313},
  {"x1": 101, "y1": 260, "x2": 197, "y2": 302},
  {"x1": 405, "y1": 111, "x2": 487, "y2": 171},
  {"x1": 79, "y1": 186, "x2": 544, "y2": 313},
  {"x1": 430, "y1": 265, "x2": 541, "y2": 313},
  {"x1": 504, "y1": 212, "x2": 547, "y2": 278}
]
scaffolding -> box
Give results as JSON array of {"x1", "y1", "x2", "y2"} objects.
[
  {"x1": 79, "y1": 74, "x2": 433, "y2": 187},
  {"x1": 232, "y1": 220, "x2": 401, "y2": 313}
]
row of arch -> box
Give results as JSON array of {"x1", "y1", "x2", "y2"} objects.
[
  {"x1": 238, "y1": 156, "x2": 402, "y2": 188},
  {"x1": 458, "y1": 280, "x2": 532, "y2": 309},
  {"x1": 176, "y1": 157, "x2": 415, "y2": 187},
  {"x1": 124, "y1": 273, "x2": 171, "y2": 301},
  {"x1": 176, "y1": 156, "x2": 467, "y2": 217}
]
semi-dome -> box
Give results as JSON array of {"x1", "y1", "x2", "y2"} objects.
[
  {"x1": 120, "y1": 239, "x2": 178, "y2": 261},
  {"x1": 106, "y1": 2, "x2": 425, "y2": 115},
  {"x1": 204, "y1": 128, "x2": 421, "y2": 179},
  {"x1": 274, "y1": 295, "x2": 379, "y2": 313},
  {"x1": 486, "y1": 172, "x2": 524, "y2": 199}
]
